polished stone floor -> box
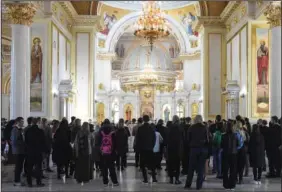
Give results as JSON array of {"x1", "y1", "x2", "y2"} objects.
[{"x1": 2, "y1": 165, "x2": 281, "y2": 192}]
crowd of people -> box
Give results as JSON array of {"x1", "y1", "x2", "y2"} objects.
[{"x1": 2, "y1": 114, "x2": 281, "y2": 190}]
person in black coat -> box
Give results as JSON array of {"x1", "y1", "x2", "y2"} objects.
[
  {"x1": 135, "y1": 115, "x2": 156, "y2": 183},
  {"x1": 25, "y1": 118, "x2": 46, "y2": 187},
  {"x1": 248, "y1": 124, "x2": 265, "y2": 184},
  {"x1": 52, "y1": 118, "x2": 72, "y2": 179},
  {"x1": 115, "y1": 119, "x2": 129, "y2": 171},
  {"x1": 167, "y1": 115, "x2": 183, "y2": 185},
  {"x1": 185, "y1": 115, "x2": 208, "y2": 190},
  {"x1": 155, "y1": 119, "x2": 166, "y2": 170},
  {"x1": 181, "y1": 117, "x2": 191, "y2": 175},
  {"x1": 221, "y1": 122, "x2": 239, "y2": 190}
]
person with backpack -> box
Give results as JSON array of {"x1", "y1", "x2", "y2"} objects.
[
  {"x1": 97, "y1": 119, "x2": 118, "y2": 186},
  {"x1": 74, "y1": 122, "x2": 92, "y2": 185},
  {"x1": 213, "y1": 122, "x2": 224, "y2": 179}
]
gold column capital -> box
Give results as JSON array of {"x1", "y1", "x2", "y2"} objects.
[
  {"x1": 264, "y1": 2, "x2": 281, "y2": 28},
  {"x1": 5, "y1": 3, "x2": 37, "y2": 26}
]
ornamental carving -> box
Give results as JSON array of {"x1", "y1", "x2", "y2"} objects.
[
  {"x1": 5, "y1": 3, "x2": 37, "y2": 26},
  {"x1": 264, "y1": 2, "x2": 281, "y2": 28}
]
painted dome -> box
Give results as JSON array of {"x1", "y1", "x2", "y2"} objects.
[{"x1": 122, "y1": 45, "x2": 174, "y2": 71}]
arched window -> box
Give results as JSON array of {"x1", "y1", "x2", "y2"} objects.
[{"x1": 176, "y1": 104, "x2": 185, "y2": 118}]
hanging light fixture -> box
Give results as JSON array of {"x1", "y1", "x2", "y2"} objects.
[{"x1": 134, "y1": 1, "x2": 170, "y2": 50}]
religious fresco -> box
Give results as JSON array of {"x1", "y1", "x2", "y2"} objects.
[
  {"x1": 98, "y1": 3, "x2": 131, "y2": 35},
  {"x1": 140, "y1": 86, "x2": 154, "y2": 119},
  {"x1": 96, "y1": 102, "x2": 105, "y2": 124},
  {"x1": 30, "y1": 37, "x2": 43, "y2": 112},
  {"x1": 252, "y1": 27, "x2": 270, "y2": 115},
  {"x1": 162, "y1": 104, "x2": 171, "y2": 122},
  {"x1": 124, "y1": 103, "x2": 133, "y2": 121},
  {"x1": 191, "y1": 102, "x2": 199, "y2": 119}
]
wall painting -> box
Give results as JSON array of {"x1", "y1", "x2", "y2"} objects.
[
  {"x1": 30, "y1": 37, "x2": 43, "y2": 112},
  {"x1": 252, "y1": 26, "x2": 270, "y2": 116}
]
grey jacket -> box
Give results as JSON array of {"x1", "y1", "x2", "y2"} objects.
[{"x1": 11, "y1": 127, "x2": 26, "y2": 155}]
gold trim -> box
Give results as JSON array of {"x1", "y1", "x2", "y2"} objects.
[
  {"x1": 227, "y1": 24, "x2": 248, "y2": 44},
  {"x1": 230, "y1": 41, "x2": 232, "y2": 80}
]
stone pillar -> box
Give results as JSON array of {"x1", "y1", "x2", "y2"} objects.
[
  {"x1": 265, "y1": 2, "x2": 281, "y2": 117},
  {"x1": 6, "y1": 3, "x2": 37, "y2": 120},
  {"x1": 226, "y1": 81, "x2": 240, "y2": 119},
  {"x1": 59, "y1": 94, "x2": 67, "y2": 120}
]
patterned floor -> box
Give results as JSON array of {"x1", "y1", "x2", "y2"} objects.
[{"x1": 1, "y1": 165, "x2": 281, "y2": 191}]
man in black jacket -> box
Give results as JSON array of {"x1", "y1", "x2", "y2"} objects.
[
  {"x1": 135, "y1": 115, "x2": 156, "y2": 183},
  {"x1": 25, "y1": 118, "x2": 46, "y2": 187},
  {"x1": 181, "y1": 117, "x2": 191, "y2": 175}
]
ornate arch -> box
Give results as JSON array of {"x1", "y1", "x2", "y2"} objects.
[
  {"x1": 4, "y1": 76, "x2": 11, "y2": 94},
  {"x1": 104, "y1": 11, "x2": 190, "y2": 54}
]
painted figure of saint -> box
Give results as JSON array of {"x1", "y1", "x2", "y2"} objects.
[
  {"x1": 257, "y1": 40, "x2": 269, "y2": 85},
  {"x1": 31, "y1": 37, "x2": 43, "y2": 83},
  {"x1": 181, "y1": 12, "x2": 197, "y2": 36},
  {"x1": 120, "y1": 44, "x2": 125, "y2": 58},
  {"x1": 126, "y1": 106, "x2": 132, "y2": 121},
  {"x1": 164, "y1": 107, "x2": 170, "y2": 122},
  {"x1": 100, "y1": 13, "x2": 117, "y2": 35}
]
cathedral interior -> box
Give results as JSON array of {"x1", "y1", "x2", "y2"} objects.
[{"x1": 1, "y1": 1, "x2": 281, "y2": 123}]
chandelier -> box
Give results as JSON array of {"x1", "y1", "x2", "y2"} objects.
[{"x1": 134, "y1": 1, "x2": 170, "y2": 50}]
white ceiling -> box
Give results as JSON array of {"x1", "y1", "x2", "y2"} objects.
[{"x1": 101, "y1": 1, "x2": 196, "y2": 11}]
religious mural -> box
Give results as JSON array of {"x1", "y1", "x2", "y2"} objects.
[
  {"x1": 124, "y1": 104, "x2": 133, "y2": 121},
  {"x1": 115, "y1": 43, "x2": 125, "y2": 58},
  {"x1": 30, "y1": 37, "x2": 43, "y2": 112},
  {"x1": 191, "y1": 102, "x2": 199, "y2": 119},
  {"x1": 252, "y1": 27, "x2": 269, "y2": 115},
  {"x1": 163, "y1": 104, "x2": 171, "y2": 122},
  {"x1": 96, "y1": 102, "x2": 105, "y2": 124},
  {"x1": 179, "y1": 12, "x2": 198, "y2": 36},
  {"x1": 140, "y1": 87, "x2": 154, "y2": 119}
]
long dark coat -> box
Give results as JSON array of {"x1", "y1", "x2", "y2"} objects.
[
  {"x1": 115, "y1": 128, "x2": 129, "y2": 155},
  {"x1": 248, "y1": 133, "x2": 265, "y2": 167},
  {"x1": 52, "y1": 126, "x2": 72, "y2": 165}
]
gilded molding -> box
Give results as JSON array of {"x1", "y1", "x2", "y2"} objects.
[
  {"x1": 179, "y1": 51, "x2": 201, "y2": 61},
  {"x1": 73, "y1": 15, "x2": 102, "y2": 27},
  {"x1": 4, "y1": 3, "x2": 37, "y2": 26},
  {"x1": 194, "y1": 16, "x2": 225, "y2": 32},
  {"x1": 264, "y1": 2, "x2": 281, "y2": 28},
  {"x1": 96, "y1": 52, "x2": 117, "y2": 60},
  {"x1": 220, "y1": 2, "x2": 241, "y2": 23}
]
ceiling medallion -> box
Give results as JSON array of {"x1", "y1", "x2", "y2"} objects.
[{"x1": 134, "y1": 1, "x2": 170, "y2": 50}]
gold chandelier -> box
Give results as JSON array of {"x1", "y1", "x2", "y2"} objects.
[{"x1": 134, "y1": 1, "x2": 170, "y2": 50}]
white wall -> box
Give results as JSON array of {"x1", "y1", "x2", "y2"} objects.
[
  {"x1": 76, "y1": 33, "x2": 90, "y2": 121},
  {"x1": 231, "y1": 35, "x2": 240, "y2": 84},
  {"x1": 240, "y1": 27, "x2": 248, "y2": 117},
  {"x1": 31, "y1": 22, "x2": 48, "y2": 117},
  {"x1": 208, "y1": 34, "x2": 222, "y2": 116},
  {"x1": 95, "y1": 59, "x2": 112, "y2": 91},
  {"x1": 52, "y1": 26, "x2": 59, "y2": 119},
  {"x1": 1, "y1": 94, "x2": 10, "y2": 119},
  {"x1": 58, "y1": 33, "x2": 69, "y2": 81},
  {"x1": 183, "y1": 59, "x2": 201, "y2": 91}
]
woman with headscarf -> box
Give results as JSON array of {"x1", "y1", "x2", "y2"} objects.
[
  {"x1": 248, "y1": 124, "x2": 265, "y2": 185},
  {"x1": 115, "y1": 119, "x2": 129, "y2": 171},
  {"x1": 52, "y1": 119, "x2": 72, "y2": 180},
  {"x1": 167, "y1": 115, "x2": 183, "y2": 185},
  {"x1": 74, "y1": 122, "x2": 92, "y2": 185}
]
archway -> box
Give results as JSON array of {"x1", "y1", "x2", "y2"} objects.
[{"x1": 104, "y1": 11, "x2": 190, "y2": 54}]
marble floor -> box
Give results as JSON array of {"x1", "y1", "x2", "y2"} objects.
[{"x1": 1, "y1": 165, "x2": 281, "y2": 191}]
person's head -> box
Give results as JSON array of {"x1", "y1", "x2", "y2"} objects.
[
  {"x1": 244, "y1": 117, "x2": 249, "y2": 123},
  {"x1": 252, "y1": 124, "x2": 260, "y2": 135},
  {"x1": 215, "y1": 115, "x2": 221, "y2": 123},
  {"x1": 32, "y1": 117, "x2": 39, "y2": 125},
  {"x1": 74, "y1": 119, "x2": 81, "y2": 127},
  {"x1": 103, "y1": 119, "x2": 111, "y2": 125},
  {"x1": 81, "y1": 122, "x2": 89, "y2": 134},
  {"x1": 42, "y1": 118, "x2": 47, "y2": 126},
  {"x1": 226, "y1": 122, "x2": 234, "y2": 134},
  {"x1": 132, "y1": 118, "x2": 136, "y2": 124},
  {"x1": 71, "y1": 116, "x2": 76, "y2": 122},
  {"x1": 260, "y1": 40, "x2": 265, "y2": 46},
  {"x1": 36, "y1": 117, "x2": 41, "y2": 124},
  {"x1": 257, "y1": 119, "x2": 263, "y2": 125},
  {"x1": 271, "y1": 116, "x2": 279, "y2": 124},
  {"x1": 143, "y1": 115, "x2": 150, "y2": 123},
  {"x1": 157, "y1": 119, "x2": 164, "y2": 126},
  {"x1": 27, "y1": 117, "x2": 33, "y2": 125},
  {"x1": 166, "y1": 121, "x2": 172, "y2": 127},
  {"x1": 262, "y1": 120, "x2": 268, "y2": 126},
  {"x1": 172, "y1": 115, "x2": 180, "y2": 124},
  {"x1": 235, "y1": 115, "x2": 242, "y2": 122},
  {"x1": 137, "y1": 117, "x2": 143, "y2": 124},
  {"x1": 15, "y1": 117, "x2": 24, "y2": 127},
  {"x1": 60, "y1": 118, "x2": 69, "y2": 128},
  {"x1": 118, "y1": 118, "x2": 124, "y2": 128},
  {"x1": 234, "y1": 121, "x2": 242, "y2": 131},
  {"x1": 240, "y1": 119, "x2": 246, "y2": 126},
  {"x1": 194, "y1": 115, "x2": 203, "y2": 124},
  {"x1": 53, "y1": 120, "x2": 60, "y2": 128},
  {"x1": 207, "y1": 120, "x2": 212, "y2": 125},
  {"x1": 185, "y1": 117, "x2": 192, "y2": 124}
]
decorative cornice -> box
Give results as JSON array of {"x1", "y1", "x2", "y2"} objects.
[
  {"x1": 194, "y1": 16, "x2": 225, "y2": 32},
  {"x1": 220, "y1": 2, "x2": 241, "y2": 22},
  {"x1": 96, "y1": 52, "x2": 117, "y2": 60},
  {"x1": 73, "y1": 15, "x2": 102, "y2": 28},
  {"x1": 178, "y1": 51, "x2": 201, "y2": 61},
  {"x1": 58, "y1": 2, "x2": 78, "y2": 21},
  {"x1": 264, "y1": 1, "x2": 281, "y2": 28},
  {"x1": 4, "y1": 2, "x2": 37, "y2": 26}
]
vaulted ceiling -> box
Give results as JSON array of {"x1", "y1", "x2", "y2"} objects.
[{"x1": 70, "y1": 1, "x2": 229, "y2": 16}]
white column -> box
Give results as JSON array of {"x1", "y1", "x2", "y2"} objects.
[
  {"x1": 270, "y1": 26, "x2": 281, "y2": 117},
  {"x1": 59, "y1": 96, "x2": 66, "y2": 120},
  {"x1": 10, "y1": 24, "x2": 31, "y2": 120}
]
